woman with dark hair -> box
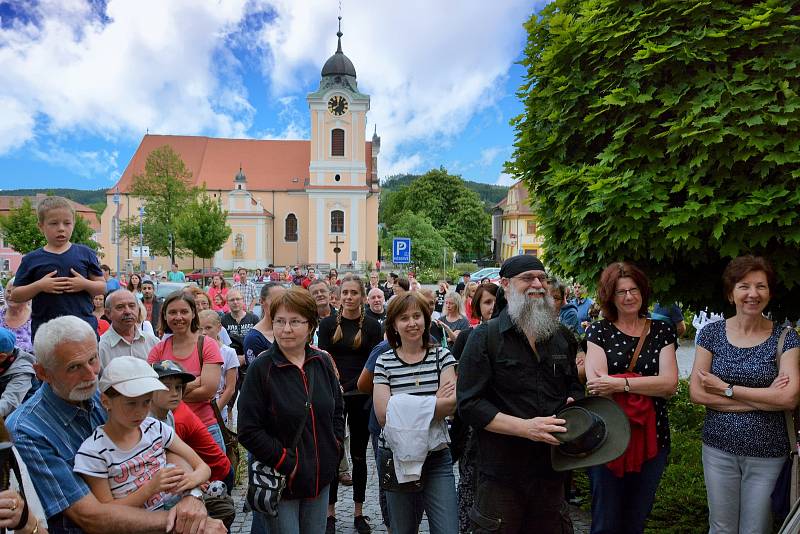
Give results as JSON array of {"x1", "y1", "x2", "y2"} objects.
[
  {"x1": 690, "y1": 255, "x2": 800, "y2": 533},
  {"x1": 243, "y1": 283, "x2": 286, "y2": 367},
  {"x1": 147, "y1": 291, "x2": 224, "y2": 450},
  {"x1": 239, "y1": 289, "x2": 345, "y2": 534},
  {"x1": 584, "y1": 262, "x2": 678, "y2": 534},
  {"x1": 208, "y1": 274, "x2": 228, "y2": 309},
  {"x1": 374, "y1": 292, "x2": 458, "y2": 534},
  {"x1": 318, "y1": 274, "x2": 382, "y2": 534},
  {"x1": 126, "y1": 273, "x2": 144, "y2": 300}
]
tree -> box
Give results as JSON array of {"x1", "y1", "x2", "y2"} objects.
[
  {"x1": 381, "y1": 211, "x2": 451, "y2": 269},
  {"x1": 175, "y1": 192, "x2": 231, "y2": 271},
  {"x1": 381, "y1": 168, "x2": 491, "y2": 258},
  {"x1": 121, "y1": 145, "x2": 196, "y2": 263},
  {"x1": 508, "y1": 1, "x2": 800, "y2": 319},
  {"x1": 0, "y1": 197, "x2": 99, "y2": 253}
]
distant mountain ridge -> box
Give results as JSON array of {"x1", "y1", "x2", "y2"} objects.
[
  {"x1": 381, "y1": 174, "x2": 508, "y2": 209},
  {"x1": 1, "y1": 188, "x2": 107, "y2": 206}
]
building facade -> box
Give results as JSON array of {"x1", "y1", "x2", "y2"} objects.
[
  {"x1": 99, "y1": 27, "x2": 380, "y2": 273},
  {"x1": 496, "y1": 181, "x2": 544, "y2": 261}
]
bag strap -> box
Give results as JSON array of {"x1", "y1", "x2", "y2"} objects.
[
  {"x1": 435, "y1": 346, "x2": 442, "y2": 387},
  {"x1": 778, "y1": 327, "x2": 797, "y2": 453},
  {"x1": 290, "y1": 366, "x2": 315, "y2": 449},
  {"x1": 196, "y1": 335, "x2": 231, "y2": 432},
  {"x1": 487, "y1": 318, "x2": 501, "y2": 362},
  {"x1": 627, "y1": 318, "x2": 652, "y2": 373}
]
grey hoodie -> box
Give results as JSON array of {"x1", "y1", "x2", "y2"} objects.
[{"x1": 0, "y1": 349, "x2": 35, "y2": 417}]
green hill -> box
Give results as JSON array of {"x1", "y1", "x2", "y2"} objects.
[
  {"x1": 0, "y1": 188, "x2": 107, "y2": 215},
  {"x1": 381, "y1": 173, "x2": 508, "y2": 209}
]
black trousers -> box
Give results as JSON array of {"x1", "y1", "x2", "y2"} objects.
[
  {"x1": 329, "y1": 394, "x2": 371, "y2": 504},
  {"x1": 470, "y1": 473, "x2": 573, "y2": 534}
]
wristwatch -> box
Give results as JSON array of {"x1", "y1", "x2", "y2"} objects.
[
  {"x1": 724, "y1": 384, "x2": 734, "y2": 398},
  {"x1": 186, "y1": 487, "x2": 204, "y2": 500},
  {"x1": 623, "y1": 377, "x2": 631, "y2": 393}
]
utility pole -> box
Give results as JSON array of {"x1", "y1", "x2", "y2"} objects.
[{"x1": 138, "y1": 205, "x2": 145, "y2": 272}]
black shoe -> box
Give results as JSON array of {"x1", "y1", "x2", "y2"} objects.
[
  {"x1": 326, "y1": 515, "x2": 336, "y2": 534},
  {"x1": 354, "y1": 515, "x2": 371, "y2": 534}
]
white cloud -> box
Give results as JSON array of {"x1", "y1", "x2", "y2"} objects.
[
  {"x1": 381, "y1": 153, "x2": 424, "y2": 179},
  {"x1": 30, "y1": 143, "x2": 120, "y2": 182},
  {"x1": 495, "y1": 172, "x2": 516, "y2": 187},
  {"x1": 0, "y1": 96, "x2": 35, "y2": 154},
  {"x1": 0, "y1": 0, "x2": 252, "y2": 153},
  {"x1": 480, "y1": 146, "x2": 506, "y2": 167},
  {"x1": 255, "y1": 0, "x2": 537, "y2": 178}
]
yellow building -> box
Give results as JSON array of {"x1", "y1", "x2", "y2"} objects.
[
  {"x1": 99, "y1": 28, "x2": 380, "y2": 272},
  {"x1": 495, "y1": 181, "x2": 544, "y2": 261}
]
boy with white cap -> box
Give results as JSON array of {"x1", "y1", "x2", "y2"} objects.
[{"x1": 73, "y1": 356, "x2": 210, "y2": 511}]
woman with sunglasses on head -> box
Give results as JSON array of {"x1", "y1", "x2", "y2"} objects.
[
  {"x1": 318, "y1": 274, "x2": 382, "y2": 534},
  {"x1": 584, "y1": 262, "x2": 678, "y2": 534},
  {"x1": 238, "y1": 289, "x2": 344, "y2": 534}
]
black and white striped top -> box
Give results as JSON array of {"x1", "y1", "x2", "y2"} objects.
[{"x1": 374, "y1": 346, "x2": 456, "y2": 395}]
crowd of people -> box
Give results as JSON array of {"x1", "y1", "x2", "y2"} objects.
[{"x1": 0, "y1": 195, "x2": 797, "y2": 534}]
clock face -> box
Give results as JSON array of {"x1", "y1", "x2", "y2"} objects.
[{"x1": 328, "y1": 95, "x2": 348, "y2": 116}]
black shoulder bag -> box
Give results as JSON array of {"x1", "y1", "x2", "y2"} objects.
[{"x1": 247, "y1": 365, "x2": 314, "y2": 517}]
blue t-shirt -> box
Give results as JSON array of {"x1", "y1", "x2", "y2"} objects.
[
  {"x1": 243, "y1": 328, "x2": 272, "y2": 367},
  {"x1": 570, "y1": 297, "x2": 594, "y2": 334},
  {"x1": 653, "y1": 302, "x2": 684, "y2": 327},
  {"x1": 366, "y1": 340, "x2": 390, "y2": 436},
  {"x1": 105, "y1": 277, "x2": 121, "y2": 293},
  {"x1": 15, "y1": 244, "x2": 102, "y2": 338}
]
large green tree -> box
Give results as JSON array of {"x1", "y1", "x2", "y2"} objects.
[
  {"x1": 508, "y1": 1, "x2": 800, "y2": 318},
  {"x1": 121, "y1": 145, "x2": 196, "y2": 263},
  {"x1": 380, "y1": 211, "x2": 451, "y2": 269},
  {"x1": 381, "y1": 168, "x2": 491, "y2": 258},
  {"x1": 0, "y1": 197, "x2": 99, "y2": 253},
  {"x1": 175, "y1": 192, "x2": 231, "y2": 270}
]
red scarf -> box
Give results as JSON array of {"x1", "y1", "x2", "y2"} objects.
[{"x1": 606, "y1": 372, "x2": 658, "y2": 477}]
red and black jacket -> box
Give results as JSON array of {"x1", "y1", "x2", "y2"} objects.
[{"x1": 238, "y1": 344, "x2": 345, "y2": 499}]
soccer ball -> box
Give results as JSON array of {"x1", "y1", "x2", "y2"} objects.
[{"x1": 205, "y1": 480, "x2": 227, "y2": 498}]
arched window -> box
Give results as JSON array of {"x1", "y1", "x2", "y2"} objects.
[
  {"x1": 331, "y1": 210, "x2": 344, "y2": 233},
  {"x1": 331, "y1": 128, "x2": 345, "y2": 156},
  {"x1": 285, "y1": 214, "x2": 298, "y2": 242}
]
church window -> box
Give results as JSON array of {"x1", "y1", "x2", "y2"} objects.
[
  {"x1": 527, "y1": 220, "x2": 537, "y2": 234},
  {"x1": 285, "y1": 214, "x2": 298, "y2": 242},
  {"x1": 331, "y1": 210, "x2": 344, "y2": 233},
  {"x1": 334, "y1": 174, "x2": 341, "y2": 182},
  {"x1": 331, "y1": 128, "x2": 345, "y2": 156}
]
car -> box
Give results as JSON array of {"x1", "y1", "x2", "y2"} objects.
[
  {"x1": 469, "y1": 267, "x2": 500, "y2": 281},
  {"x1": 186, "y1": 268, "x2": 223, "y2": 284},
  {"x1": 155, "y1": 281, "x2": 197, "y2": 300}
]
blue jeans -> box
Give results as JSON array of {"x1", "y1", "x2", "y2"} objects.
[
  {"x1": 383, "y1": 447, "x2": 458, "y2": 534},
  {"x1": 207, "y1": 423, "x2": 226, "y2": 454},
  {"x1": 587, "y1": 447, "x2": 668, "y2": 534},
  {"x1": 252, "y1": 485, "x2": 329, "y2": 534}
]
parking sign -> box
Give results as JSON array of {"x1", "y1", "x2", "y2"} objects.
[{"x1": 392, "y1": 238, "x2": 411, "y2": 264}]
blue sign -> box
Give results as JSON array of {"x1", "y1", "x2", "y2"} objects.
[{"x1": 392, "y1": 238, "x2": 411, "y2": 264}]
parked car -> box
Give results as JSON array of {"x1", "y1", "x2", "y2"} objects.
[
  {"x1": 469, "y1": 267, "x2": 500, "y2": 281},
  {"x1": 155, "y1": 281, "x2": 197, "y2": 300},
  {"x1": 186, "y1": 268, "x2": 223, "y2": 284}
]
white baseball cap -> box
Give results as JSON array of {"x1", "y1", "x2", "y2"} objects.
[{"x1": 100, "y1": 356, "x2": 168, "y2": 397}]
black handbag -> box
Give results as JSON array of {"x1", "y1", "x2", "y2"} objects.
[
  {"x1": 378, "y1": 347, "x2": 442, "y2": 493},
  {"x1": 246, "y1": 367, "x2": 314, "y2": 517}
]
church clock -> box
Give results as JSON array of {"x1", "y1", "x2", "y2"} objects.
[{"x1": 327, "y1": 95, "x2": 348, "y2": 116}]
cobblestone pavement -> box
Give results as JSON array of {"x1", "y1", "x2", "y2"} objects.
[{"x1": 227, "y1": 441, "x2": 591, "y2": 533}]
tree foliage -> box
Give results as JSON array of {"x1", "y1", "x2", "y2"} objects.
[
  {"x1": 380, "y1": 211, "x2": 451, "y2": 269},
  {"x1": 508, "y1": 0, "x2": 800, "y2": 318},
  {"x1": 0, "y1": 197, "x2": 99, "y2": 253},
  {"x1": 175, "y1": 191, "x2": 232, "y2": 262},
  {"x1": 120, "y1": 145, "x2": 196, "y2": 262},
  {"x1": 381, "y1": 168, "x2": 491, "y2": 258}
]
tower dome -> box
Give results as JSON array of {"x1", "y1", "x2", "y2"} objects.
[{"x1": 321, "y1": 17, "x2": 357, "y2": 78}]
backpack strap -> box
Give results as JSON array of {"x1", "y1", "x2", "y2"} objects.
[{"x1": 486, "y1": 317, "x2": 502, "y2": 362}]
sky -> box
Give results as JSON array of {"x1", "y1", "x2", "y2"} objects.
[{"x1": 0, "y1": 0, "x2": 542, "y2": 191}]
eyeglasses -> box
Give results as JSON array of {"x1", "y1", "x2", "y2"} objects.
[
  {"x1": 273, "y1": 319, "x2": 309, "y2": 329},
  {"x1": 614, "y1": 288, "x2": 640, "y2": 297},
  {"x1": 512, "y1": 274, "x2": 549, "y2": 285}
]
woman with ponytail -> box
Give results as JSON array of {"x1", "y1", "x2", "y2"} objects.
[{"x1": 318, "y1": 274, "x2": 382, "y2": 534}]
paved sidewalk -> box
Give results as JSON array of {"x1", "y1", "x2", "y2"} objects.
[{"x1": 227, "y1": 443, "x2": 591, "y2": 533}]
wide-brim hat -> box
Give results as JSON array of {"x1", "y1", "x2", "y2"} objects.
[{"x1": 551, "y1": 396, "x2": 630, "y2": 472}]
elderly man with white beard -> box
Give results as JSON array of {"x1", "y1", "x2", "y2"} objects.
[{"x1": 457, "y1": 255, "x2": 584, "y2": 534}]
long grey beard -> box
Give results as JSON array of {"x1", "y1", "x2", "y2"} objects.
[{"x1": 507, "y1": 286, "x2": 559, "y2": 340}]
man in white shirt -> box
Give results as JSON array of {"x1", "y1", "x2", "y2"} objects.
[{"x1": 99, "y1": 290, "x2": 159, "y2": 368}]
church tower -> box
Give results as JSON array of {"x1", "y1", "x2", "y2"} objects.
[{"x1": 305, "y1": 17, "x2": 378, "y2": 267}]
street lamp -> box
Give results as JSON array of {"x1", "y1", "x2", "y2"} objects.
[
  {"x1": 138, "y1": 206, "x2": 145, "y2": 272},
  {"x1": 113, "y1": 190, "x2": 120, "y2": 276}
]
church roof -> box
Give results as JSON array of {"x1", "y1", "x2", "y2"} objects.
[
  {"x1": 111, "y1": 134, "x2": 373, "y2": 193},
  {"x1": 0, "y1": 194, "x2": 100, "y2": 231}
]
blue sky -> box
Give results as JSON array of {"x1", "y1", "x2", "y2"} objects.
[{"x1": 0, "y1": 0, "x2": 540, "y2": 191}]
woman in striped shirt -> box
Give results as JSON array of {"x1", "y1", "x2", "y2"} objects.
[{"x1": 373, "y1": 292, "x2": 458, "y2": 534}]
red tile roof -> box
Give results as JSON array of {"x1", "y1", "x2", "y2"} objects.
[
  {"x1": 111, "y1": 134, "x2": 374, "y2": 193},
  {"x1": 0, "y1": 195, "x2": 100, "y2": 230}
]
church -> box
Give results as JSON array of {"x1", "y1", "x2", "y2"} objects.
[{"x1": 99, "y1": 23, "x2": 380, "y2": 272}]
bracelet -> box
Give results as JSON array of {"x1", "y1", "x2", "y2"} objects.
[{"x1": 28, "y1": 518, "x2": 39, "y2": 534}]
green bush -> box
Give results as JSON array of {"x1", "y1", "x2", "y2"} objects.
[{"x1": 574, "y1": 380, "x2": 709, "y2": 532}]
